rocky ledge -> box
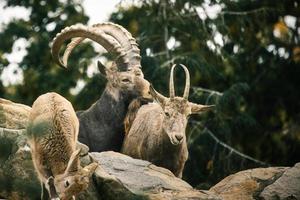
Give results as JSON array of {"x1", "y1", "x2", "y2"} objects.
[{"x1": 0, "y1": 98, "x2": 299, "y2": 200}]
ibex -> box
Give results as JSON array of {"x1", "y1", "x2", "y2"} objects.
[
  {"x1": 51, "y1": 23, "x2": 151, "y2": 152},
  {"x1": 122, "y1": 64, "x2": 213, "y2": 178},
  {"x1": 27, "y1": 92, "x2": 98, "y2": 200}
]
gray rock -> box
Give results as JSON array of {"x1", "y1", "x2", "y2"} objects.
[
  {"x1": 260, "y1": 163, "x2": 300, "y2": 200},
  {"x1": 0, "y1": 98, "x2": 31, "y2": 129},
  {"x1": 209, "y1": 166, "x2": 288, "y2": 200},
  {"x1": 1, "y1": 98, "x2": 299, "y2": 200},
  {"x1": 0, "y1": 127, "x2": 40, "y2": 200},
  {"x1": 91, "y1": 151, "x2": 221, "y2": 200}
]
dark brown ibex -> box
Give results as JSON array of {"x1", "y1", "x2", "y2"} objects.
[
  {"x1": 27, "y1": 92, "x2": 97, "y2": 200},
  {"x1": 51, "y1": 23, "x2": 151, "y2": 152},
  {"x1": 122, "y1": 64, "x2": 213, "y2": 178}
]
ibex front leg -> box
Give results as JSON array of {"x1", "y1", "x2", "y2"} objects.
[
  {"x1": 47, "y1": 176, "x2": 59, "y2": 200},
  {"x1": 41, "y1": 182, "x2": 49, "y2": 200},
  {"x1": 39, "y1": 166, "x2": 59, "y2": 200}
]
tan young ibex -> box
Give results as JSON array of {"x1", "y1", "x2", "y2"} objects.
[
  {"x1": 27, "y1": 92, "x2": 98, "y2": 200},
  {"x1": 51, "y1": 23, "x2": 151, "y2": 152},
  {"x1": 122, "y1": 64, "x2": 213, "y2": 178}
]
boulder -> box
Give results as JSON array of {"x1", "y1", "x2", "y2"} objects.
[
  {"x1": 0, "y1": 128, "x2": 40, "y2": 199},
  {"x1": 259, "y1": 162, "x2": 300, "y2": 200},
  {"x1": 0, "y1": 98, "x2": 31, "y2": 129},
  {"x1": 0, "y1": 99, "x2": 37, "y2": 199},
  {"x1": 91, "y1": 151, "x2": 220, "y2": 200},
  {"x1": 209, "y1": 163, "x2": 300, "y2": 200}
]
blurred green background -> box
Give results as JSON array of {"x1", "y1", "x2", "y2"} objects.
[{"x1": 0, "y1": 0, "x2": 299, "y2": 189}]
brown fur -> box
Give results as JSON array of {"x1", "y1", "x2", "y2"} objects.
[
  {"x1": 122, "y1": 70, "x2": 213, "y2": 178},
  {"x1": 27, "y1": 92, "x2": 97, "y2": 200},
  {"x1": 122, "y1": 98, "x2": 190, "y2": 177},
  {"x1": 124, "y1": 97, "x2": 152, "y2": 136}
]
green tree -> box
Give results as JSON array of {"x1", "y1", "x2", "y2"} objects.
[
  {"x1": 0, "y1": 0, "x2": 99, "y2": 109},
  {"x1": 109, "y1": 0, "x2": 300, "y2": 187}
]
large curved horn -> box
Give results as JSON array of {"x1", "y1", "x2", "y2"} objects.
[
  {"x1": 51, "y1": 24, "x2": 128, "y2": 69},
  {"x1": 179, "y1": 64, "x2": 190, "y2": 99},
  {"x1": 94, "y1": 23, "x2": 141, "y2": 66},
  {"x1": 61, "y1": 23, "x2": 141, "y2": 69},
  {"x1": 62, "y1": 37, "x2": 85, "y2": 67},
  {"x1": 169, "y1": 64, "x2": 176, "y2": 98}
]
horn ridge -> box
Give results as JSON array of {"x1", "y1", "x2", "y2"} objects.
[
  {"x1": 179, "y1": 64, "x2": 190, "y2": 99},
  {"x1": 60, "y1": 22, "x2": 141, "y2": 70},
  {"x1": 89, "y1": 23, "x2": 142, "y2": 64},
  {"x1": 62, "y1": 37, "x2": 85, "y2": 67},
  {"x1": 169, "y1": 64, "x2": 177, "y2": 98}
]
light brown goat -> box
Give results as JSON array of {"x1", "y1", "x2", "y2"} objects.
[
  {"x1": 27, "y1": 92, "x2": 97, "y2": 200},
  {"x1": 122, "y1": 64, "x2": 213, "y2": 178}
]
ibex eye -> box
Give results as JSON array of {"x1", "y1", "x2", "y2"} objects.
[
  {"x1": 135, "y1": 71, "x2": 142, "y2": 76},
  {"x1": 165, "y1": 112, "x2": 170, "y2": 117},
  {"x1": 64, "y1": 180, "x2": 70, "y2": 188}
]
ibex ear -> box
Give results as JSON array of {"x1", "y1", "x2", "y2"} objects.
[
  {"x1": 65, "y1": 149, "x2": 81, "y2": 173},
  {"x1": 189, "y1": 102, "x2": 215, "y2": 114},
  {"x1": 149, "y1": 85, "x2": 167, "y2": 105},
  {"x1": 82, "y1": 162, "x2": 98, "y2": 177},
  {"x1": 97, "y1": 60, "x2": 106, "y2": 77}
]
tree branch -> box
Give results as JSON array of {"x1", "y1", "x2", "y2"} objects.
[
  {"x1": 192, "y1": 86, "x2": 223, "y2": 96},
  {"x1": 189, "y1": 121, "x2": 269, "y2": 166},
  {"x1": 162, "y1": 0, "x2": 170, "y2": 61}
]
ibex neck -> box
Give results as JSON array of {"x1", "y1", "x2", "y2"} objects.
[
  {"x1": 159, "y1": 130, "x2": 188, "y2": 175},
  {"x1": 77, "y1": 86, "x2": 134, "y2": 152},
  {"x1": 92, "y1": 87, "x2": 131, "y2": 122}
]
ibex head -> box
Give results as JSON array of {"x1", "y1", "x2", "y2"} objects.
[
  {"x1": 97, "y1": 61, "x2": 150, "y2": 99},
  {"x1": 150, "y1": 64, "x2": 214, "y2": 145},
  {"x1": 51, "y1": 23, "x2": 150, "y2": 99},
  {"x1": 52, "y1": 149, "x2": 98, "y2": 200}
]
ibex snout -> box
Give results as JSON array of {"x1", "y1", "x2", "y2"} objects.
[
  {"x1": 175, "y1": 133, "x2": 183, "y2": 142},
  {"x1": 137, "y1": 78, "x2": 152, "y2": 100},
  {"x1": 169, "y1": 132, "x2": 184, "y2": 145}
]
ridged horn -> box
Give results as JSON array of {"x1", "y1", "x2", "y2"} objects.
[
  {"x1": 169, "y1": 64, "x2": 176, "y2": 98},
  {"x1": 179, "y1": 64, "x2": 190, "y2": 99},
  {"x1": 51, "y1": 24, "x2": 128, "y2": 69},
  {"x1": 62, "y1": 37, "x2": 85, "y2": 67},
  {"x1": 61, "y1": 23, "x2": 141, "y2": 69}
]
